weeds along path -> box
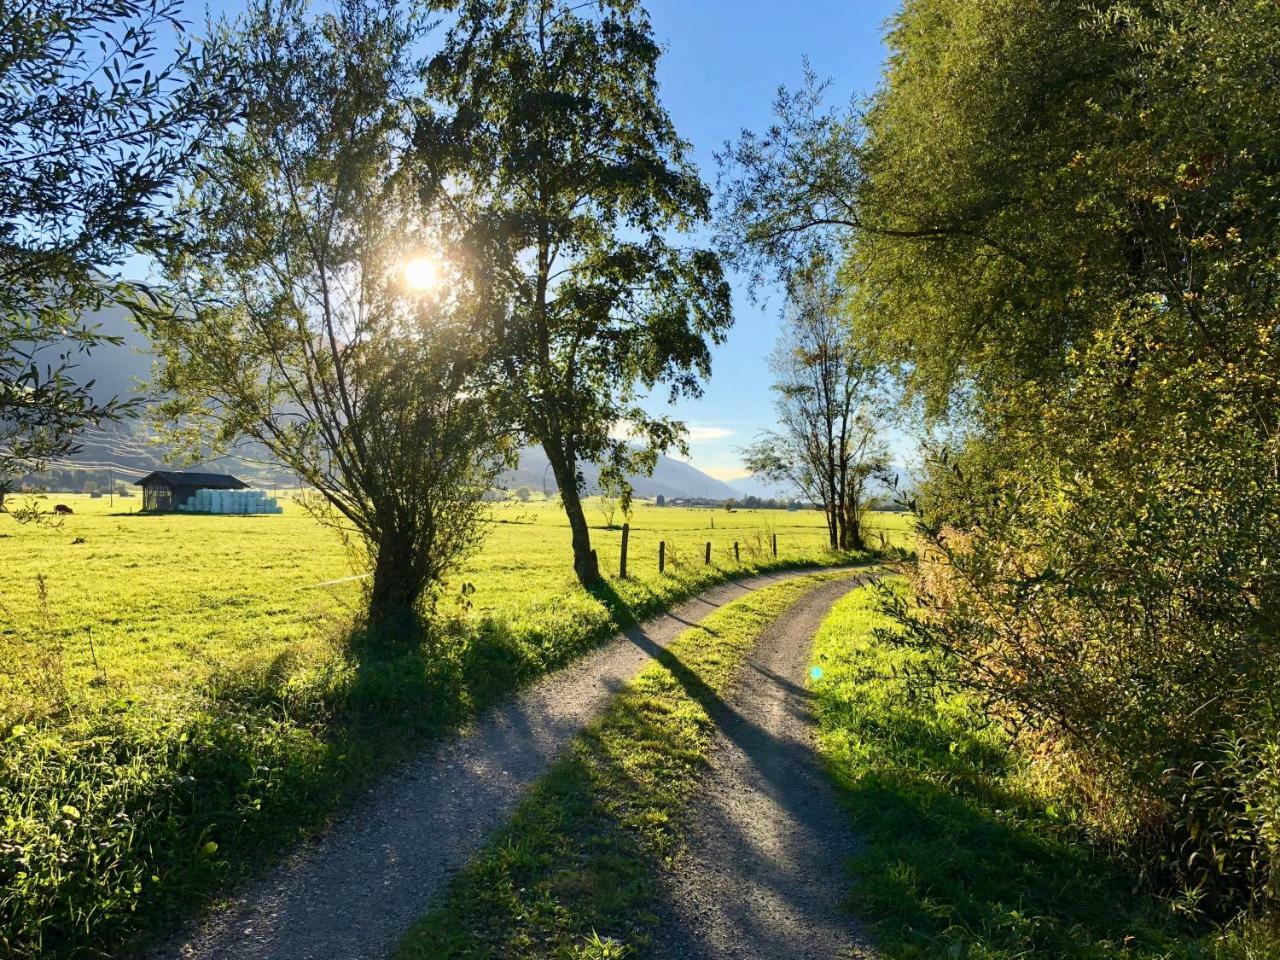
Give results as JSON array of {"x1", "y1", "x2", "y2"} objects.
[
  {"x1": 650, "y1": 575, "x2": 878, "y2": 960},
  {"x1": 149, "y1": 567, "x2": 865, "y2": 960}
]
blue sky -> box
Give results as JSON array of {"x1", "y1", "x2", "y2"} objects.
[{"x1": 633, "y1": 0, "x2": 902, "y2": 483}]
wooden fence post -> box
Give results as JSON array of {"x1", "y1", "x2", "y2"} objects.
[
  {"x1": 772, "y1": 533, "x2": 778, "y2": 557},
  {"x1": 620, "y1": 523, "x2": 630, "y2": 579},
  {"x1": 658, "y1": 539, "x2": 666, "y2": 574},
  {"x1": 734, "y1": 541, "x2": 740, "y2": 563},
  {"x1": 705, "y1": 541, "x2": 711, "y2": 565}
]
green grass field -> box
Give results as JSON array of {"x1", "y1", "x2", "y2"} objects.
[
  {"x1": 0, "y1": 493, "x2": 911, "y2": 711},
  {"x1": 0, "y1": 493, "x2": 907, "y2": 959}
]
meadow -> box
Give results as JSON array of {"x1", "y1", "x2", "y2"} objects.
[
  {"x1": 0, "y1": 493, "x2": 910, "y2": 708},
  {"x1": 0, "y1": 492, "x2": 907, "y2": 958}
]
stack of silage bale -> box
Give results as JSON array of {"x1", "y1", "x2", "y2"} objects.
[{"x1": 180, "y1": 488, "x2": 285, "y2": 514}]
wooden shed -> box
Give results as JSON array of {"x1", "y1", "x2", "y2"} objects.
[{"x1": 135, "y1": 471, "x2": 248, "y2": 513}]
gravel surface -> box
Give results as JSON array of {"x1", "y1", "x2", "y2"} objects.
[
  {"x1": 148, "y1": 568, "x2": 859, "y2": 960},
  {"x1": 650, "y1": 575, "x2": 878, "y2": 960}
]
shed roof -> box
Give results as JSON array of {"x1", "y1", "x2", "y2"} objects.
[{"x1": 134, "y1": 471, "x2": 249, "y2": 490}]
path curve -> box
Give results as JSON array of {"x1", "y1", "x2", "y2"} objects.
[
  {"x1": 151, "y1": 566, "x2": 864, "y2": 960},
  {"x1": 651, "y1": 575, "x2": 878, "y2": 960}
]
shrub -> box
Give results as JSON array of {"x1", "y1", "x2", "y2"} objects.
[{"x1": 885, "y1": 320, "x2": 1280, "y2": 915}]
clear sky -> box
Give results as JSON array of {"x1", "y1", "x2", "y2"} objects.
[{"x1": 631, "y1": 0, "x2": 902, "y2": 484}]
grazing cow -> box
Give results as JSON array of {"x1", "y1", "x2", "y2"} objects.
[{"x1": 53, "y1": 504, "x2": 74, "y2": 516}]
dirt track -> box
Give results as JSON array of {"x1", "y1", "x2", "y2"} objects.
[
  {"x1": 650, "y1": 575, "x2": 877, "y2": 960},
  {"x1": 149, "y1": 567, "x2": 862, "y2": 960}
]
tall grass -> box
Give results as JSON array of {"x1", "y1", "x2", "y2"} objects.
[{"x1": 809, "y1": 583, "x2": 1278, "y2": 960}]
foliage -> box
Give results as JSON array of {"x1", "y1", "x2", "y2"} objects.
[
  {"x1": 743, "y1": 254, "x2": 889, "y2": 551},
  {"x1": 0, "y1": 0, "x2": 236, "y2": 501},
  {"x1": 848, "y1": 0, "x2": 1280, "y2": 916},
  {"x1": 395, "y1": 573, "x2": 848, "y2": 960},
  {"x1": 713, "y1": 62, "x2": 867, "y2": 295},
  {"x1": 142, "y1": 0, "x2": 506, "y2": 635},
  {"x1": 721, "y1": 0, "x2": 1280, "y2": 917},
  {"x1": 811, "y1": 583, "x2": 1276, "y2": 959},
  {"x1": 419, "y1": 0, "x2": 733, "y2": 586}
]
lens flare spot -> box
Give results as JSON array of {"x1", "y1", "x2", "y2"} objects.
[{"x1": 810, "y1": 665, "x2": 824, "y2": 681}]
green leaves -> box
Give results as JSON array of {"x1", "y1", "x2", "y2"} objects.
[
  {"x1": 0, "y1": 0, "x2": 239, "y2": 497},
  {"x1": 809, "y1": 0, "x2": 1280, "y2": 919}
]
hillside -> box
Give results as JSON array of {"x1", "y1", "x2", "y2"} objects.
[{"x1": 502, "y1": 446, "x2": 742, "y2": 501}]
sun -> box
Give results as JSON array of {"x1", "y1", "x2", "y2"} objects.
[{"x1": 402, "y1": 253, "x2": 442, "y2": 293}]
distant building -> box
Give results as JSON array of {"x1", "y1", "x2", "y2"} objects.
[
  {"x1": 655, "y1": 494, "x2": 666, "y2": 507},
  {"x1": 135, "y1": 471, "x2": 248, "y2": 513}
]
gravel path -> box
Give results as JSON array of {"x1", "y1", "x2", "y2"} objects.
[
  {"x1": 150, "y1": 567, "x2": 860, "y2": 960},
  {"x1": 651, "y1": 575, "x2": 878, "y2": 960}
]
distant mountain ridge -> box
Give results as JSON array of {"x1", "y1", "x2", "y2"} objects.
[
  {"x1": 47, "y1": 305, "x2": 920, "y2": 502},
  {"x1": 31, "y1": 310, "x2": 750, "y2": 500},
  {"x1": 501, "y1": 447, "x2": 742, "y2": 501}
]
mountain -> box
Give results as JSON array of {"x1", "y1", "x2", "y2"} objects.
[
  {"x1": 503, "y1": 447, "x2": 741, "y2": 501},
  {"x1": 66, "y1": 301, "x2": 157, "y2": 406}
]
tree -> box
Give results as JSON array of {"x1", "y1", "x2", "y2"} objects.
[
  {"x1": 0, "y1": 0, "x2": 236, "y2": 506},
  {"x1": 595, "y1": 469, "x2": 632, "y2": 529},
  {"x1": 782, "y1": 0, "x2": 1280, "y2": 912},
  {"x1": 418, "y1": 0, "x2": 732, "y2": 587},
  {"x1": 855, "y1": 1, "x2": 1280, "y2": 911},
  {"x1": 743, "y1": 258, "x2": 887, "y2": 551},
  {"x1": 714, "y1": 63, "x2": 868, "y2": 297},
  {"x1": 597, "y1": 495, "x2": 617, "y2": 530},
  {"x1": 143, "y1": 0, "x2": 506, "y2": 638}
]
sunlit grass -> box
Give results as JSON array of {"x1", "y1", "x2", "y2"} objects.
[
  {"x1": 809, "y1": 583, "x2": 1274, "y2": 960},
  {"x1": 0, "y1": 493, "x2": 913, "y2": 708}
]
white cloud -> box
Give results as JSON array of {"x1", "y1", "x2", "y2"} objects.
[
  {"x1": 684, "y1": 425, "x2": 733, "y2": 444},
  {"x1": 701, "y1": 466, "x2": 750, "y2": 482},
  {"x1": 608, "y1": 422, "x2": 733, "y2": 446}
]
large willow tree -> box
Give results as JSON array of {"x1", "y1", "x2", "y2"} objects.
[{"x1": 145, "y1": 0, "x2": 506, "y2": 638}]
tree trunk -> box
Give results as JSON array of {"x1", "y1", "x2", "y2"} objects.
[
  {"x1": 544, "y1": 441, "x2": 601, "y2": 587},
  {"x1": 367, "y1": 529, "x2": 423, "y2": 640},
  {"x1": 844, "y1": 499, "x2": 865, "y2": 552},
  {"x1": 825, "y1": 468, "x2": 841, "y2": 550}
]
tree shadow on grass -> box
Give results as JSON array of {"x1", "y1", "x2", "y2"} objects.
[{"x1": 829, "y1": 704, "x2": 1215, "y2": 960}]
